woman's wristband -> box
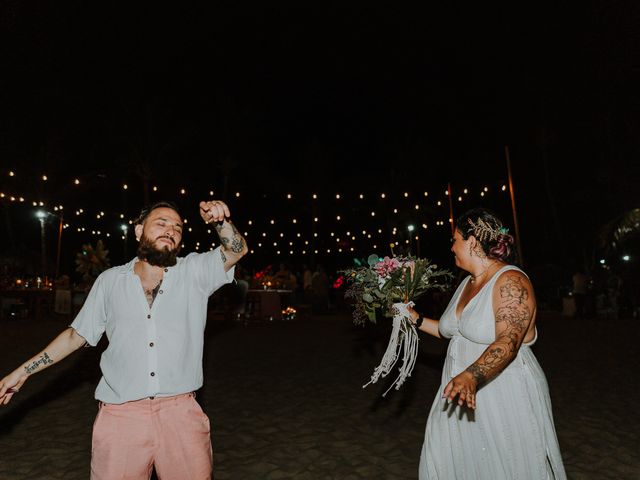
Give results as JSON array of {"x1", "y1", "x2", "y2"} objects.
[{"x1": 414, "y1": 315, "x2": 424, "y2": 328}]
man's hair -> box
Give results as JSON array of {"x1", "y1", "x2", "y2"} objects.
[{"x1": 134, "y1": 201, "x2": 182, "y2": 225}]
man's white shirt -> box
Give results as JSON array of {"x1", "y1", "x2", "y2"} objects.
[{"x1": 71, "y1": 247, "x2": 235, "y2": 404}]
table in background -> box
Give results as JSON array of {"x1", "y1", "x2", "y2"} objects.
[
  {"x1": 0, "y1": 288, "x2": 54, "y2": 321},
  {"x1": 246, "y1": 289, "x2": 293, "y2": 321}
]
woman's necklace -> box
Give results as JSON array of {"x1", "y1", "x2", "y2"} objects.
[{"x1": 470, "y1": 261, "x2": 498, "y2": 284}]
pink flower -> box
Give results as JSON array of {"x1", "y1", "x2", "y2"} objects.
[{"x1": 373, "y1": 256, "x2": 401, "y2": 277}]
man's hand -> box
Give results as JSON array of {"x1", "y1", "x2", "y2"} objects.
[
  {"x1": 199, "y1": 200, "x2": 230, "y2": 224},
  {"x1": 0, "y1": 369, "x2": 28, "y2": 406},
  {"x1": 0, "y1": 328, "x2": 87, "y2": 406}
]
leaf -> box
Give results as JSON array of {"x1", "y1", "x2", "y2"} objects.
[{"x1": 363, "y1": 293, "x2": 374, "y2": 303}]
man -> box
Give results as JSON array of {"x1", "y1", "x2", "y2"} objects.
[{"x1": 0, "y1": 199, "x2": 247, "y2": 479}]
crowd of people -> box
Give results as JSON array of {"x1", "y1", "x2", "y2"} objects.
[
  {"x1": 565, "y1": 264, "x2": 634, "y2": 319},
  {"x1": 223, "y1": 261, "x2": 336, "y2": 318}
]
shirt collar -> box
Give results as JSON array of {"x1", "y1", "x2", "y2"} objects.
[{"x1": 119, "y1": 256, "x2": 176, "y2": 275}]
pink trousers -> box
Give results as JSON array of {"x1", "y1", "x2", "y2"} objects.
[{"x1": 91, "y1": 393, "x2": 213, "y2": 480}]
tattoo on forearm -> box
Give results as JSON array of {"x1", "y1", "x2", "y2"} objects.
[
  {"x1": 465, "y1": 274, "x2": 532, "y2": 384},
  {"x1": 216, "y1": 221, "x2": 245, "y2": 256},
  {"x1": 24, "y1": 352, "x2": 53, "y2": 375},
  {"x1": 466, "y1": 364, "x2": 487, "y2": 384},
  {"x1": 230, "y1": 237, "x2": 244, "y2": 253}
]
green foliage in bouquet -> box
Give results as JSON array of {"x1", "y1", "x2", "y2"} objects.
[{"x1": 341, "y1": 254, "x2": 453, "y2": 326}]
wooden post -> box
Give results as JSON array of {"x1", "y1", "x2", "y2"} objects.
[
  {"x1": 505, "y1": 146, "x2": 524, "y2": 265},
  {"x1": 55, "y1": 213, "x2": 63, "y2": 279}
]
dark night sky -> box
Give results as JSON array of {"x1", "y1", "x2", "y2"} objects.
[{"x1": 1, "y1": 2, "x2": 639, "y2": 276}]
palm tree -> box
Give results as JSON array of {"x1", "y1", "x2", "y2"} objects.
[
  {"x1": 75, "y1": 240, "x2": 111, "y2": 286},
  {"x1": 597, "y1": 208, "x2": 640, "y2": 258}
]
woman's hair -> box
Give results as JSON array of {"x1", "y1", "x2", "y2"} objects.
[{"x1": 455, "y1": 207, "x2": 516, "y2": 263}]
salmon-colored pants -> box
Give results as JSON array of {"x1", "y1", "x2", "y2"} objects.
[{"x1": 90, "y1": 392, "x2": 213, "y2": 480}]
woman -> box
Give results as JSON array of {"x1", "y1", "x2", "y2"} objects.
[{"x1": 408, "y1": 208, "x2": 566, "y2": 479}]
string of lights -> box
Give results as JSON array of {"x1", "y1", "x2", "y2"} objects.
[{"x1": 0, "y1": 169, "x2": 512, "y2": 262}]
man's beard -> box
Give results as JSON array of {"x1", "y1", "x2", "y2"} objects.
[{"x1": 137, "y1": 233, "x2": 181, "y2": 267}]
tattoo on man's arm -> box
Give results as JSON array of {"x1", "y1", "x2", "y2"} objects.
[
  {"x1": 24, "y1": 352, "x2": 53, "y2": 375},
  {"x1": 217, "y1": 221, "x2": 245, "y2": 256},
  {"x1": 230, "y1": 237, "x2": 244, "y2": 253}
]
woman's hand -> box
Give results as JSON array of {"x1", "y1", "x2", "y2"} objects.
[
  {"x1": 406, "y1": 305, "x2": 420, "y2": 325},
  {"x1": 443, "y1": 371, "x2": 477, "y2": 410}
]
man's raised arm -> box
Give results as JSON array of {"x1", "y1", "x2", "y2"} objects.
[
  {"x1": 0, "y1": 327, "x2": 87, "y2": 405},
  {"x1": 199, "y1": 200, "x2": 248, "y2": 271}
]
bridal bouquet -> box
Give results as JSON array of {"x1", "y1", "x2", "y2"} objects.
[{"x1": 341, "y1": 254, "x2": 452, "y2": 396}]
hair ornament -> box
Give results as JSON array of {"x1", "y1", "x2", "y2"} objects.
[{"x1": 467, "y1": 218, "x2": 506, "y2": 243}]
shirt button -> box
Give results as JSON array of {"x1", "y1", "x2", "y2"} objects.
[
  {"x1": 158, "y1": 290, "x2": 163, "y2": 294},
  {"x1": 164, "y1": 268, "x2": 168, "y2": 272},
  {"x1": 150, "y1": 372, "x2": 155, "y2": 377},
  {"x1": 147, "y1": 314, "x2": 151, "y2": 319},
  {"x1": 149, "y1": 342, "x2": 154, "y2": 347}
]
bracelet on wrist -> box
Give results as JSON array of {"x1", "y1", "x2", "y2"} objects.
[{"x1": 414, "y1": 316, "x2": 424, "y2": 328}]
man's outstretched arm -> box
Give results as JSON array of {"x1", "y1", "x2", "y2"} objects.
[
  {"x1": 0, "y1": 327, "x2": 87, "y2": 405},
  {"x1": 199, "y1": 200, "x2": 248, "y2": 271}
]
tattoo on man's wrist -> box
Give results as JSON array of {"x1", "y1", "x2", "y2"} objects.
[
  {"x1": 216, "y1": 220, "x2": 244, "y2": 257},
  {"x1": 231, "y1": 237, "x2": 244, "y2": 253}
]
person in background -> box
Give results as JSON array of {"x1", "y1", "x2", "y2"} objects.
[
  {"x1": 311, "y1": 264, "x2": 330, "y2": 314},
  {"x1": 407, "y1": 207, "x2": 566, "y2": 479},
  {"x1": 232, "y1": 263, "x2": 250, "y2": 320},
  {"x1": 0, "y1": 199, "x2": 248, "y2": 479},
  {"x1": 274, "y1": 262, "x2": 293, "y2": 289},
  {"x1": 606, "y1": 270, "x2": 623, "y2": 319},
  {"x1": 302, "y1": 264, "x2": 314, "y2": 305},
  {"x1": 572, "y1": 266, "x2": 589, "y2": 319}
]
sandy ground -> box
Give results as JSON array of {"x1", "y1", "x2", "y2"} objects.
[{"x1": 0, "y1": 310, "x2": 638, "y2": 479}]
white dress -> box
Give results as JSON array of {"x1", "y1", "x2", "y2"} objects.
[{"x1": 419, "y1": 265, "x2": 567, "y2": 479}]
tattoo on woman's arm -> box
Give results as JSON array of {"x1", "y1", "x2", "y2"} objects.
[
  {"x1": 24, "y1": 352, "x2": 53, "y2": 375},
  {"x1": 465, "y1": 275, "x2": 532, "y2": 384}
]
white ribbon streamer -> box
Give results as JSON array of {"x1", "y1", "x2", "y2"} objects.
[{"x1": 363, "y1": 301, "x2": 420, "y2": 397}]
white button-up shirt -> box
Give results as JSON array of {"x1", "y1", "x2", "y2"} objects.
[{"x1": 71, "y1": 248, "x2": 235, "y2": 404}]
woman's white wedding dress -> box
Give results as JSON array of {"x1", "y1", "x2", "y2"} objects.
[{"x1": 419, "y1": 265, "x2": 566, "y2": 479}]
